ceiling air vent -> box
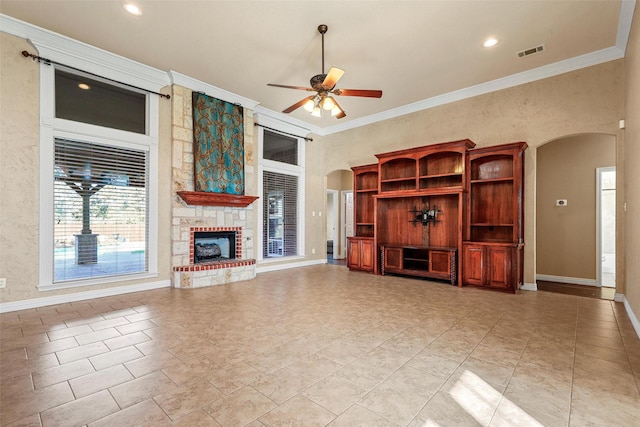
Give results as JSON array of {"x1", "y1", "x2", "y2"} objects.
[{"x1": 517, "y1": 44, "x2": 545, "y2": 58}]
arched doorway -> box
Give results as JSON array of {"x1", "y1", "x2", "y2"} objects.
[{"x1": 535, "y1": 133, "x2": 616, "y2": 299}]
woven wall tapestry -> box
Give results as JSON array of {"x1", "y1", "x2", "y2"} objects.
[{"x1": 192, "y1": 92, "x2": 244, "y2": 194}]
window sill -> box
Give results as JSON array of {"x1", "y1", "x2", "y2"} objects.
[{"x1": 39, "y1": 272, "x2": 159, "y2": 292}]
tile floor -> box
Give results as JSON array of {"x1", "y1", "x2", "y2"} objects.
[{"x1": 1, "y1": 264, "x2": 639, "y2": 426}]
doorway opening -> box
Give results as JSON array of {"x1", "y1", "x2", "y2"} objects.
[
  {"x1": 326, "y1": 190, "x2": 340, "y2": 263},
  {"x1": 535, "y1": 133, "x2": 616, "y2": 300},
  {"x1": 597, "y1": 167, "x2": 616, "y2": 288}
]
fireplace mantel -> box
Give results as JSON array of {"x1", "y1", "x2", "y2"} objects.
[{"x1": 177, "y1": 191, "x2": 259, "y2": 207}]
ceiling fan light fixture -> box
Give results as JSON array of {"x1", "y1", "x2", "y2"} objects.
[
  {"x1": 303, "y1": 97, "x2": 316, "y2": 112},
  {"x1": 311, "y1": 105, "x2": 322, "y2": 117},
  {"x1": 330, "y1": 105, "x2": 342, "y2": 117},
  {"x1": 322, "y1": 96, "x2": 336, "y2": 110}
]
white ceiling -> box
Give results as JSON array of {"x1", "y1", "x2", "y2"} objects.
[{"x1": 0, "y1": 1, "x2": 634, "y2": 134}]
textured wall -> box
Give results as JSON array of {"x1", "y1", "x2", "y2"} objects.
[
  {"x1": 307, "y1": 60, "x2": 625, "y2": 289},
  {"x1": 624, "y1": 6, "x2": 640, "y2": 320},
  {"x1": 0, "y1": 34, "x2": 41, "y2": 302}
]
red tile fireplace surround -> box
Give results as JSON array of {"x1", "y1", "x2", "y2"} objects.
[{"x1": 173, "y1": 226, "x2": 255, "y2": 272}]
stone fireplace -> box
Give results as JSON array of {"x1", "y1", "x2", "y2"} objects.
[{"x1": 170, "y1": 83, "x2": 258, "y2": 289}]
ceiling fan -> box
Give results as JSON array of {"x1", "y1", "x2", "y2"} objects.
[{"x1": 267, "y1": 24, "x2": 383, "y2": 119}]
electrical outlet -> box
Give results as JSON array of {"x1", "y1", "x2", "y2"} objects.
[{"x1": 0, "y1": 278, "x2": 6, "y2": 289}]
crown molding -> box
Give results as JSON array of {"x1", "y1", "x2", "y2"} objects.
[
  {"x1": 253, "y1": 107, "x2": 318, "y2": 137},
  {"x1": 617, "y1": 0, "x2": 637, "y2": 53},
  {"x1": 1, "y1": 14, "x2": 169, "y2": 91},
  {"x1": 169, "y1": 70, "x2": 259, "y2": 110}
]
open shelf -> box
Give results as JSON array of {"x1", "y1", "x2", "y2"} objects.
[
  {"x1": 470, "y1": 155, "x2": 513, "y2": 180},
  {"x1": 380, "y1": 177, "x2": 416, "y2": 193},
  {"x1": 381, "y1": 244, "x2": 457, "y2": 285},
  {"x1": 355, "y1": 171, "x2": 378, "y2": 191},
  {"x1": 379, "y1": 157, "x2": 416, "y2": 181},
  {"x1": 419, "y1": 172, "x2": 463, "y2": 189}
]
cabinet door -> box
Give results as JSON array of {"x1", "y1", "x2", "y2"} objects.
[
  {"x1": 347, "y1": 238, "x2": 361, "y2": 269},
  {"x1": 487, "y1": 246, "x2": 512, "y2": 289},
  {"x1": 429, "y1": 250, "x2": 451, "y2": 275},
  {"x1": 360, "y1": 239, "x2": 375, "y2": 270},
  {"x1": 463, "y1": 244, "x2": 485, "y2": 286},
  {"x1": 383, "y1": 247, "x2": 403, "y2": 271}
]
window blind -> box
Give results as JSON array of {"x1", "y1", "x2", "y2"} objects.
[
  {"x1": 263, "y1": 171, "x2": 298, "y2": 257},
  {"x1": 53, "y1": 138, "x2": 149, "y2": 282}
]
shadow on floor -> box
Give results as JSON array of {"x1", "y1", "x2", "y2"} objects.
[
  {"x1": 537, "y1": 280, "x2": 615, "y2": 301},
  {"x1": 327, "y1": 253, "x2": 346, "y2": 266}
]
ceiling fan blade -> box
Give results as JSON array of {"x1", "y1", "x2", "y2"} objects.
[
  {"x1": 334, "y1": 88, "x2": 383, "y2": 98},
  {"x1": 282, "y1": 97, "x2": 313, "y2": 114},
  {"x1": 267, "y1": 83, "x2": 313, "y2": 91},
  {"x1": 322, "y1": 67, "x2": 345, "y2": 89}
]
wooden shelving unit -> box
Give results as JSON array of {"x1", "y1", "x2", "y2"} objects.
[
  {"x1": 372, "y1": 139, "x2": 475, "y2": 285},
  {"x1": 347, "y1": 139, "x2": 527, "y2": 292},
  {"x1": 347, "y1": 164, "x2": 378, "y2": 272},
  {"x1": 463, "y1": 142, "x2": 527, "y2": 292}
]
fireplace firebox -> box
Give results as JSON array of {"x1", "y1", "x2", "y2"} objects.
[{"x1": 193, "y1": 231, "x2": 237, "y2": 263}]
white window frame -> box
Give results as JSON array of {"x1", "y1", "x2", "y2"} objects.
[
  {"x1": 256, "y1": 117, "x2": 306, "y2": 263},
  {"x1": 33, "y1": 39, "x2": 165, "y2": 291}
]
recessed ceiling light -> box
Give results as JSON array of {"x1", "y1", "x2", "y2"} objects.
[
  {"x1": 483, "y1": 38, "x2": 498, "y2": 48},
  {"x1": 78, "y1": 83, "x2": 90, "y2": 90},
  {"x1": 123, "y1": 3, "x2": 142, "y2": 16}
]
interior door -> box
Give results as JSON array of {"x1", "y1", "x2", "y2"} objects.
[{"x1": 343, "y1": 191, "x2": 354, "y2": 251}]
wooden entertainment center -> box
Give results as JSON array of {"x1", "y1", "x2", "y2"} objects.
[{"x1": 347, "y1": 139, "x2": 527, "y2": 293}]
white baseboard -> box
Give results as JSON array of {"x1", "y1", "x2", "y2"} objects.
[
  {"x1": 256, "y1": 258, "x2": 327, "y2": 274},
  {"x1": 614, "y1": 293, "x2": 625, "y2": 302},
  {"x1": 0, "y1": 280, "x2": 171, "y2": 313},
  {"x1": 619, "y1": 295, "x2": 640, "y2": 339},
  {"x1": 520, "y1": 282, "x2": 538, "y2": 291},
  {"x1": 536, "y1": 274, "x2": 597, "y2": 286}
]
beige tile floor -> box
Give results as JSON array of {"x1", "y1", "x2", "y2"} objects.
[{"x1": 1, "y1": 264, "x2": 639, "y2": 426}]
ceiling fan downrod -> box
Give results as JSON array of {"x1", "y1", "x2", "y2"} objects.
[{"x1": 318, "y1": 24, "x2": 328, "y2": 74}]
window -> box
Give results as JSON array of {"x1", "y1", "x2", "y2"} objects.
[
  {"x1": 263, "y1": 173, "x2": 298, "y2": 257},
  {"x1": 55, "y1": 69, "x2": 146, "y2": 133},
  {"x1": 263, "y1": 130, "x2": 298, "y2": 165},
  {"x1": 259, "y1": 126, "x2": 305, "y2": 260},
  {"x1": 39, "y1": 61, "x2": 159, "y2": 290},
  {"x1": 54, "y1": 138, "x2": 149, "y2": 282}
]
